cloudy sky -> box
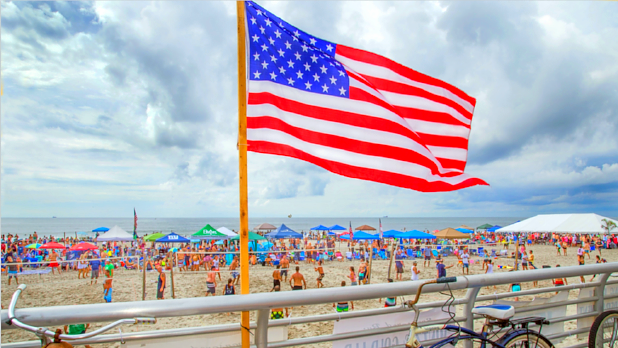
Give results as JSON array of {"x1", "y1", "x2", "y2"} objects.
[{"x1": 2, "y1": 1, "x2": 617, "y2": 218}]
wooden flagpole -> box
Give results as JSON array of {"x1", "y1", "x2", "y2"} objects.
[{"x1": 236, "y1": 2, "x2": 250, "y2": 347}]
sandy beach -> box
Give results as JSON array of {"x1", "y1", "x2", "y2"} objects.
[{"x1": 2, "y1": 243, "x2": 616, "y2": 347}]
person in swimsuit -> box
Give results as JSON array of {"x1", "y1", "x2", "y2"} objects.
[
  {"x1": 590, "y1": 255, "x2": 607, "y2": 281},
  {"x1": 333, "y1": 281, "x2": 354, "y2": 312},
  {"x1": 49, "y1": 250, "x2": 60, "y2": 275},
  {"x1": 314, "y1": 260, "x2": 325, "y2": 288},
  {"x1": 230, "y1": 256, "x2": 240, "y2": 285},
  {"x1": 206, "y1": 265, "x2": 217, "y2": 296},
  {"x1": 358, "y1": 259, "x2": 367, "y2": 285},
  {"x1": 156, "y1": 265, "x2": 166, "y2": 300},
  {"x1": 395, "y1": 258, "x2": 404, "y2": 280},
  {"x1": 380, "y1": 279, "x2": 397, "y2": 307},
  {"x1": 192, "y1": 252, "x2": 200, "y2": 272},
  {"x1": 223, "y1": 278, "x2": 236, "y2": 295},
  {"x1": 348, "y1": 266, "x2": 358, "y2": 286},
  {"x1": 577, "y1": 250, "x2": 585, "y2": 283},
  {"x1": 271, "y1": 265, "x2": 282, "y2": 291},
  {"x1": 103, "y1": 270, "x2": 113, "y2": 303},
  {"x1": 289, "y1": 266, "x2": 306, "y2": 290},
  {"x1": 90, "y1": 255, "x2": 101, "y2": 285},
  {"x1": 411, "y1": 261, "x2": 420, "y2": 281},
  {"x1": 553, "y1": 264, "x2": 567, "y2": 293},
  {"x1": 77, "y1": 253, "x2": 88, "y2": 279},
  {"x1": 64, "y1": 323, "x2": 92, "y2": 348},
  {"x1": 6, "y1": 251, "x2": 19, "y2": 286},
  {"x1": 280, "y1": 255, "x2": 290, "y2": 282}
]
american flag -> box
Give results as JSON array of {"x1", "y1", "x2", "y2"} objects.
[{"x1": 245, "y1": 1, "x2": 487, "y2": 192}]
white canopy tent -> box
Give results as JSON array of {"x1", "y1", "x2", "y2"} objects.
[
  {"x1": 217, "y1": 227, "x2": 238, "y2": 237},
  {"x1": 96, "y1": 225, "x2": 134, "y2": 242},
  {"x1": 497, "y1": 214, "x2": 618, "y2": 234}
]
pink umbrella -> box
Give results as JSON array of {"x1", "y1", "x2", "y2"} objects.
[
  {"x1": 39, "y1": 242, "x2": 66, "y2": 249},
  {"x1": 69, "y1": 242, "x2": 98, "y2": 251}
]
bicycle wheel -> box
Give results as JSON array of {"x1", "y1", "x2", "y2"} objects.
[
  {"x1": 589, "y1": 310, "x2": 618, "y2": 348},
  {"x1": 502, "y1": 332, "x2": 553, "y2": 348}
]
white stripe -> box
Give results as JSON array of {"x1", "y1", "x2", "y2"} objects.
[
  {"x1": 405, "y1": 119, "x2": 470, "y2": 139},
  {"x1": 247, "y1": 128, "x2": 474, "y2": 185},
  {"x1": 336, "y1": 53, "x2": 475, "y2": 115},
  {"x1": 349, "y1": 75, "x2": 387, "y2": 102},
  {"x1": 380, "y1": 91, "x2": 471, "y2": 126},
  {"x1": 426, "y1": 146, "x2": 468, "y2": 162},
  {"x1": 247, "y1": 103, "x2": 457, "y2": 175}
]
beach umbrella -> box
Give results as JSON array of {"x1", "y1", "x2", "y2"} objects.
[
  {"x1": 352, "y1": 231, "x2": 380, "y2": 240},
  {"x1": 253, "y1": 223, "x2": 277, "y2": 231},
  {"x1": 70, "y1": 242, "x2": 98, "y2": 251},
  {"x1": 26, "y1": 243, "x2": 41, "y2": 249},
  {"x1": 382, "y1": 230, "x2": 403, "y2": 238},
  {"x1": 261, "y1": 241, "x2": 274, "y2": 249},
  {"x1": 40, "y1": 242, "x2": 66, "y2": 249},
  {"x1": 92, "y1": 227, "x2": 109, "y2": 232},
  {"x1": 231, "y1": 232, "x2": 266, "y2": 241},
  {"x1": 329, "y1": 224, "x2": 347, "y2": 231},
  {"x1": 193, "y1": 224, "x2": 228, "y2": 240},
  {"x1": 310, "y1": 225, "x2": 330, "y2": 231},
  {"x1": 267, "y1": 224, "x2": 303, "y2": 239},
  {"x1": 477, "y1": 223, "x2": 493, "y2": 230},
  {"x1": 355, "y1": 225, "x2": 376, "y2": 231},
  {"x1": 156, "y1": 233, "x2": 190, "y2": 243},
  {"x1": 395, "y1": 230, "x2": 436, "y2": 239},
  {"x1": 456, "y1": 228, "x2": 474, "y2": 234},
  {"x1": 433, "y1": 228, "x2": 470, "y2": 240},
  {"x1": 144, "y1": 233, "x2": 166, "y2": 242}
]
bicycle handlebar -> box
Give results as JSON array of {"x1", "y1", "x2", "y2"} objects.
[{"x1": 7, "y1": 284, "x2": 156, "y2": 341}]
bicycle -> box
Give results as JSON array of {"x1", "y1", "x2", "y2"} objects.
[
  {"x1": 5, "y1": 284, "x2": 156, "y2": 347},
  {"x1": 405, "y1": 277, "x2": 554, "y2": 348},
  {"x1": 588, "y1": 309, "x2": 618, "y2": 348}
]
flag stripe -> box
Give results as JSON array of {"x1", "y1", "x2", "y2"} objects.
[
  {"x1": 247, "y1": 140, "x2": 486, "y2": 192},
  {"x1": 247, "y1": 128, "x2": 476, "y2": 185},
  {"x1": 335, "y1": 45, "x2": 476, "y2": 112}
]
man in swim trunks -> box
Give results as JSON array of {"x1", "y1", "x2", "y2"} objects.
[
  {"x1": 230, "y1": 256, "x2": 240, "y2": 285},
  {"x1": 271, "y1": 285, "x2": 289, "y2": 319},
  {"x1": 380, "y1": 279, "x2": 397, "y2": 307},
  {"x1": 271, "y1": 265, "x2": 282, "y2": 291},
  {"x1": 289, "y1": 266, "x2": 306, "y2": 290},
  {"x1": 280, "y1": 255, "x2": 290, "y2": 281},
  {"x1": 103, "y1": 270, "x2": 113, "y2": 303},
  {"x1": 423, "y1": 247, "x2": 433, "y2": 267},
  {"x1": 6, "y1": 250, "x2": 19, "y2": 285},
  {"x1": 64, "y1": 323, "x2": 92, "y2": 348},
  {"x1": 90, "y1": 255, "x2": 101, "y2": 285},
  {"x1": 315, "y1": 260, "x2": 325, "y2": 288},
  {"x1": 395, "y1": 258, "x2": 404, "y2": 280},
  {"x1": 49, "y1": 250, "x2": 60, "y2": 275},
  {"x1": 206, "y1": 265, "x2": 217, "y2": 296},
  {"x1": 333, "y1": 281, "x2": 354, "y2": 312}
]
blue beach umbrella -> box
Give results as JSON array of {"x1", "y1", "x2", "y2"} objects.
[
  {"x1": 92, "y1": 227, "x2": 109, "y2": 232},
  {"x1": 456, "y1": 228, "x2": 474, "y2": 234},
  {"x1": 352, "y1": 231, "x2": 380, "y2": 240},
  {"x1": 310, "y1": 225, "x2": 330, "y2": 231},
  {"x1": 394, "y1": 230, "x2": 436, "y2": 239},
  {"x1": 26, "y1": 243, "x2": 41, "y2": 249},
  {"x1": 328, "y1": 224, "x2": 347, "y2": 231}
]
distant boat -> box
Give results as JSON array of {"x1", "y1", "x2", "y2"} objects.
[
  {"x1": 288, "y1": 214, "x2": 292, "y2": 218},
  {"x1": 52, "y1": 216, "x2": 57, "y2": 218},
  {"x1": 382, "y1": 216, "x2": 388, "y2": 218}
]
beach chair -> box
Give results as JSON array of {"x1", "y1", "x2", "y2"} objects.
[
  {"x1": 346, "y1": 252, "x2": 352, "y2": 260},
  {"x1": 354, "y1": 253, "x2": 361, "y2": 260},
  {"x1": 299, "y1": 251, "x2": 306, "y2": 261},
  {"x1": 478, "y1": 247, "x2": 485, "y2": 258},
  {"x1": 379, "y1": 250, "x2": 387, "y2": 260},
  {"x1": 406, "y1": 249, "x2": 414, "y2": 259}
]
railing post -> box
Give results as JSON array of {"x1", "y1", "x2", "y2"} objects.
[
  {"x1": 255, "y1": 309, "x2": 270, "y2": 348},
  {"x1": 594, "y1": 272, "x2": 611, "y2": 315},
  {"x1": 463, "y1": 286, "x2": 480, "y2": 348}
]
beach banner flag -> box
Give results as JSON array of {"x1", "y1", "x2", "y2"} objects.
[
  {"x1": 379, "y1": 219, "x2": 383, "y2": 239},
  {"x1": 244, "y1": 1, "x2": 488, "y2": 192},
  {"x1": 349, "y1": 221, "x2": 353, "y2": 240},
  {"x1": 133, "y1": 208, "x2": 138, "y2": 240}
]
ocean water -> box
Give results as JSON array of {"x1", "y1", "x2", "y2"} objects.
[{"x1": 1, "y1": 217, "x2": 525, "y2": 238}]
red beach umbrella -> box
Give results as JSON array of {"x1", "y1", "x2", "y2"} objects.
[
  {"x1": 69, "y1": 242, "x2": 98, "y2": 251},
  {"x1": 39, "y1": 242, "x2": 66, "y2": 249}
]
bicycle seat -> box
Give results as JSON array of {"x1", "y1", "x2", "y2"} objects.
[{"x1": 472, "y1": 305, "x2": 515, "y2": 320}]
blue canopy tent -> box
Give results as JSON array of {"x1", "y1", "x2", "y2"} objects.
[
  {"x1": 92, "y1": 227, "x2": 109, "y2": 232},
  {"x1": 340, "y1": 231, "x2": 380, "y2": 240},
  {"x1": 329, "y1": 224, "x2": 347, "y2": 231},
  {"x1": 394, "y1": 230, "x2": 437, "y2": 239},
  {"x1": 456, "y1": 228, "x2": 474, "y2": 234},
  {"x1": 156, "y1": 232, "x2": 190, "y2": 243},
  {"x1": 487, "y1": 225, "x2": 503, "y2": 232},
  {"x1": 310, "y1": 225, "x2": 330, "y2": 231},
  {"x1": 382, "y1": 229, "x2": 403, "y2": 238},
  {"x1": 266, "y1": 224, "x2": 303, "y2": 239}
]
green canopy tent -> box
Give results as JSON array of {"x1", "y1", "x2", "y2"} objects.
[
  {"x1": 144, "y1": 233, "x2": 166, "y2": 242},
  {"x1": 230, "y1": 231, "x2": 267, "y2": 241},
  {"x1": 192, "y1": 224, "x2": 228, "y2": 240},
  {"x1": 477, "y1": 223, "x2": 493, "y2": 230}
]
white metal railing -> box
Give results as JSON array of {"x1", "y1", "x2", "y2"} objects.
[{"x1": 2, "y1": 262, "x2": 617, "y2": 348}]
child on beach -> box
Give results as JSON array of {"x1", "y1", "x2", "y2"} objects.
[
  {"x1": 103, "y1": 270, "x2": 113, "y2": 303},
  {"x1": 379, "y1": 279, "x2": 397, "y2": 307},
  {"x1": 315, "y1": 260, "x2": 325, "y2": 288},
  {"x1": 333, "y1": 281, "x2": 354, "y2": 312},
  {"x1": 348, "y1": 266, "x2": 358, "y2": 286}
]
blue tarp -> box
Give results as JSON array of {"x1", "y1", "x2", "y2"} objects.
[
  {"x1": 92, "y1": 227, "x2": 109, "y2": 232},
  {"x1": 266, "y1": 224, "x2": 303, "y2": 239},
  {"x1": 382, "y1": 229, "x2": 403, "y2": 238},
  {"x1": 394, "y1": 230, "x2": 437, "y2": 239},
  {"x1": 310, "y1": 225, "x2": 330, "y2": 231},
  {"x1": 156, "y1": 232, "x2": 190, "y2": 243},
  {"x1": 456, "y1": 228, "x2": 474, "y2": 234},
  {"x1": 328, "y1": 224, "x2": 347, "y2": 231}
]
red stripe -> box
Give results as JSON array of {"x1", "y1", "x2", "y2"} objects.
[
  {"x1": 413, "y1": 132, "x2": 470, "y2": 150},
  {"x1": 363, "y1": 75, "x2": 473, "y2": 122},
  {"x1": 247, "y1": 116, "x2": 460, "y2": 177},
  {"x1": 248, "y1": 91, "x2": 429, "y2": 151},
  {"x1": 436, "y1": 158, "x2": 467, "y2": 172},
  {"x1": 247, "y1": 140, "x2": 488, "y2": 192},
  {"x1": 337, "y1": 45, "x2": 476, "y2": 108}
]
